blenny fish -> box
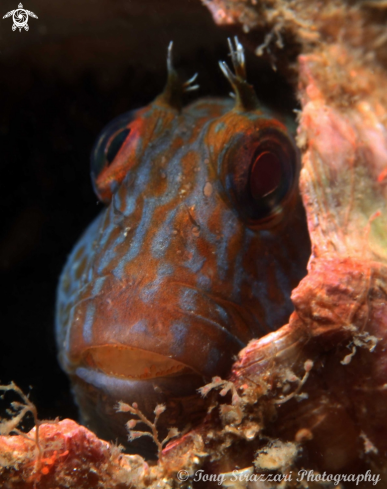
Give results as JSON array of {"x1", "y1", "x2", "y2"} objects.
[{"x1": 55, "y1": 39, "x2": 310, "y2": 455}]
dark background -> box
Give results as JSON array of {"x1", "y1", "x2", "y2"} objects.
[{"x1": 0, "y1": 0, "x2": 297, "y2": 427}]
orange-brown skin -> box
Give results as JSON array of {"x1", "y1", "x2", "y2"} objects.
[{"x1": 55, "y1": 89, "x2": 310, "y2": 454}]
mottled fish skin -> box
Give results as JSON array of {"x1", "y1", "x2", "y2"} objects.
[{"x1": 55, "y1": 62, "x2": 310, "y2": 454}]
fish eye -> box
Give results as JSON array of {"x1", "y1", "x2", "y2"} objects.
[
  {"x1": 250, "y1": 151, "x2": 282, "y2": 200},
  {"x1": 248, "y1": 146, "x2": 294, "y2": 221},
  {"x1": 90, "y1": 111, "x2": 136, "y2": 202},
  {"x1": 223, "y1": 125, "x2": 299, "y2": 226},
  {"x1": 106, "y1": 128, "x2": 131, "y2": 166}
]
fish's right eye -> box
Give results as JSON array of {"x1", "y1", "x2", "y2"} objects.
[{"x1": 91, "y1": 111, "x2": 138, "y2": 203}]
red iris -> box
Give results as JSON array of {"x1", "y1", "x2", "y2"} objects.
[{"x1": 249, "y1": 151, "x2": 282, "y2": 200}]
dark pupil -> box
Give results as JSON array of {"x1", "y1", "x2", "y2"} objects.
[
  {"x1": 106, "y1": 128, "x2": 131, "y2": 166},
  {"x1": 250, "y1": 151, "x2": 282, "y2": 200}
]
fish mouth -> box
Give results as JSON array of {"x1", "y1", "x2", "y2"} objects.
[
  {"x1": 72, "y1": 362, "x2": 208, "y2": 457},
  {"x1": 64, "y1": 288, "x2": 248, "y2": 379},
  {"x1": 81, "y1": 345, "x2": 196, "y2": 380},
  {"x1": 73, "y1": 348, "x2": 206, "y2": 428}
]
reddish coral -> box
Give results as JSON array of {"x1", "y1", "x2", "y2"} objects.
[{"x1": 0, "y1": 419, "x2": 148, "y2": 489}]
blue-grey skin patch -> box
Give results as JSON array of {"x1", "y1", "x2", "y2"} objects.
[
  {"x1": 151, "y1": 207, "x2": 178, "y2": 259},
  {"x1": 55, "y1": 213, "x2": 103, "y2": 345},
  {"x1": 179, "y1": 288, "x2": 198, "y2": 312},
  {"x1": 188, "y1": 102, "x2": 227, "y2": 120},
  {"x1": 169, "y1": 322, "x2": 189, "y2": 357},
  {"x1": 83, "y1": 303, "x2": 96, "y2": 343},
  {"x1": 247, "y1": 253, "x2": 288, "y2": 332},
  {"x1": 244, "y1": 112, "x2": 263, "y2": 122},
  {"x1": 122, "y1": 194, "x2": 137, "y2": 217},
  {"x1": 183, "y1": 241, "x2": 206, "y2": 273},
  {"x1": 98, "y1": 207, "x2": 119, "y2": 249},
  {"x1": 111, "y1": 257, "x2": 127, "y2": 282},
  {"x1": 92, "y1": 276, "x2": 107, "y2": 295},
  {"x1": 215, "y1": 304, "x2": 231, "y2": 326},
  {"x1": 215, "y1": 133, "x2": 234, "y2": 176},
  {"x1": 120, "y1": 200, "x2": 156, "y2": 269},
  {"x1": 117, "y1": 119, "x2": 178, "y2": 217},
  {"x1": 140, "y1": 263, "x2": 174, "y2": 304},
  {"x1": 63, "y1": 305, "x2": 76, "y2": 356},
  {"x1": 122, "y1": 166, "x2": 151, "y2": 218},
  {"x1": 232, "y1": 229, "x2": 252, "y2": 300},
  {"x1": 197, "y1": 274, "x2": 211, "y2": 289},
  {"x1": 110, "y1": 139, "x2": 190, "y2": 278},
  {"x1": 183, "y1": 133, "x2": 219, "y2": 249},
  {"x1": 129, "y1": 319, "x2": 150, "y2": 342},
  {"x1": 216, "y1": 208, "x2": 239, "y2": 281},
  {"x1": 96, "y1": 244, "x2": 118, "y2": 276},
  {"x1": 215, "y1": 121, "x2": 226, "y2": 133},
  {"x1": 112, "y1": 137, "x2": 197, "y2": 278}
]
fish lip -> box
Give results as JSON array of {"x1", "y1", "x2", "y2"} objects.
[
  {"x1": 75, "y1": 366, "x2": 140, "y2": 393},
  {"x1": 74, "y1": 366, "x2": 204, "y2": 399},
  {"x1": 80, "y1": 344, "x2": 199, "y2": 380},
  {"x1": 62, "y1": 344, "x2": 198, "y2": 379}
]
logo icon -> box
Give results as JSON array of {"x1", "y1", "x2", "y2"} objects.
[{"x1": 3, "y1": 3, "x2": 38, "y2": 32}]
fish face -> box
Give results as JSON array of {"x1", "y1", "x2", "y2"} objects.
[{"x1": 55, "y1": 42, "x2": 310, "y2": 455}]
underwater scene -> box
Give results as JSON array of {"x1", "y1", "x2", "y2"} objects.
[{"x1": 1, "y1": 1, "x2": 387, "y2": 487}]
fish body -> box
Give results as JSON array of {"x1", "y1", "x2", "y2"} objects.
[{"x1": 55, "y1": 42, "x2": 310, "y2": 455}]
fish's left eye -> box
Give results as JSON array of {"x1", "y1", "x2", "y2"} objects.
[
  {"x1": 247, "y1": 145, "x2": 294, "y2": 221},
  {"x1": 222, "y1": 125, "x2": 299, "y2": 227},
  {"x1": 250, "y1": 151, "x2": 282, "y2": 200},
  {"x1": 91, "y1": 111, "x2": 137, "y2": 203}
]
